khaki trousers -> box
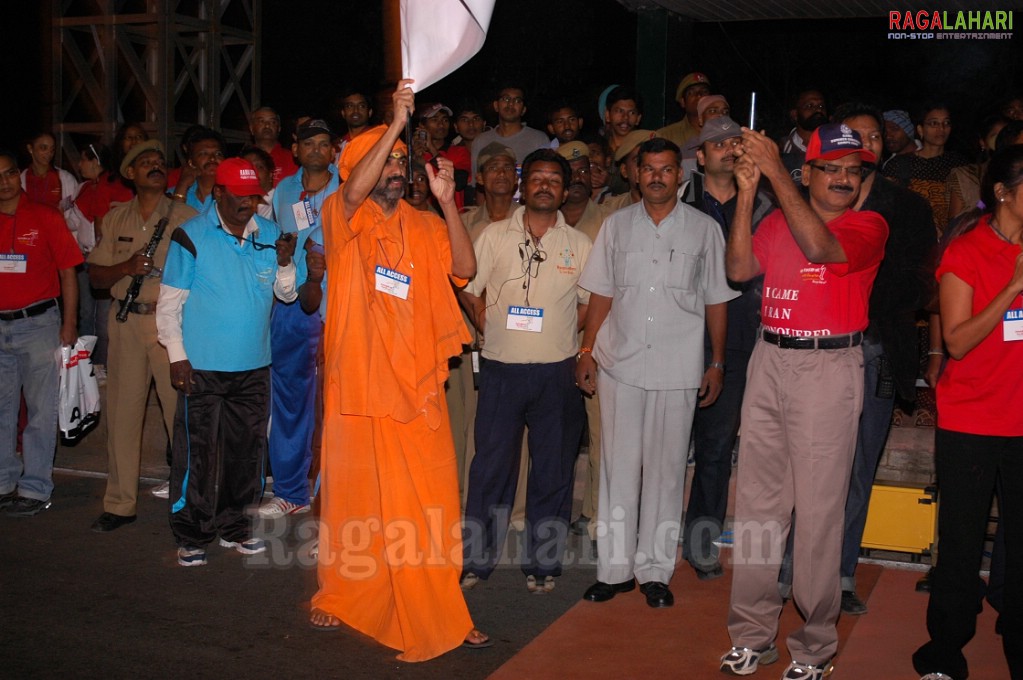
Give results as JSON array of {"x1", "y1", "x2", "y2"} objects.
[
  {"x1": 727, "y1": 341, "x2": 863, "y2": 665},
  {"x1": 103, "y1": 308, "x2": 176, "y2": 515}
]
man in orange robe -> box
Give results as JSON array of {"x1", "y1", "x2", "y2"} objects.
[{"x1": 309, "y1": 80, "x2": 487, "y2": 661}]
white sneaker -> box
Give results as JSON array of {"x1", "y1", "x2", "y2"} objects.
[
  {"x1": 781, "y1": 659, "x2": 834, "y2": 679},
  {"x1": 177, "y1": 546, "x2": 207, "y2": 567},
  {"x1": 460, "y1": 572, "x2": 480, "y2": 591},
  {"x1": 151, "y1": 481, "x2": 170, "y2": 499},
  {"x1": 719, "y1": 644, "x2": 779, "y2": 676},
  {"x1": 257, "y1": 496, "x2": 310, "y2": 519},
  {"x1": 218, "y1": 537, "x2": 267, "y2": 555}
]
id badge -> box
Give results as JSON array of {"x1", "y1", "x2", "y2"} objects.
[
  {"x1": 291, "y1": 201, "x2": 312, "y2": 231},
  {"x1": 375, "y1": 265, "x2": 411, "y2": 300},
  {"x1": 1003, "y1": 308, "x2": 1023, "y2": 341},
  {"x1": 0, "y1": 253, "x2": 27, "y2": 274},
  {"x1": 506, "y1": 305, "x2": 544, "y2": 332}
]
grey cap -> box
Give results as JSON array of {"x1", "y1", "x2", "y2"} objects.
[{"x1": 697, "y1": 116, "x2": 742, "y2": 146}]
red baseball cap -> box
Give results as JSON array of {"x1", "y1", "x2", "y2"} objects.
[
  {"x1": 215, "y1": 157, "x2": 264, "y2": 197},
  {"x1": 805, "y1": 123, "x2": 877, "y2": 164}
]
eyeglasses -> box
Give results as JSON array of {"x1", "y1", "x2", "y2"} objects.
[
  {"x1": 499, "y1": 96, "x2": 524, "y2": 105},
  {"x1": 808, "y1": 162, "x2": 866, "y2": 178}
]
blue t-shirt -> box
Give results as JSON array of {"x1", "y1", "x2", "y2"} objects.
[
  {"x1": 272, "y1": 167, "x2": 339, "y2": 235},
  {"x1": 295, "y1": 225, "x2": 327, "y2": 321},
  {"x1": 272, "y1": 168, "x2": 339, "y2": 274},
  {"x1": 163, "y1": 207, "x2": 281, "y2": 371},
  {"x1": 166, "y1": 183, "x2": 215, "y2": 214}
]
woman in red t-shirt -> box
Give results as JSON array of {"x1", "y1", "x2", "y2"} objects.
[
  {"x1": 21, "y1": 131, "x2": 77, "y2": 212},
  {"x1": 73, "y1": 142, "x2": 133, "y2": 246},
  {"x1": 913, "y1": 145, "x2": 1023, "y2": 680}
]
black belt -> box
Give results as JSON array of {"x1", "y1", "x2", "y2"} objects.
[
  {"x1": 0, "y1": 299, "x2": 57, "y2": 321},
  {"x1": 126, "y1": 301, "x2": 158, "y2": 315},
  {"x1": 762, "y1": 330, "x2": 862, "y2": 350}
]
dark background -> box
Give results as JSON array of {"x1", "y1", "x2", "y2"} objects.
[{"x1": 3, "y1": 1, "x2": 1023, "y2": 159}]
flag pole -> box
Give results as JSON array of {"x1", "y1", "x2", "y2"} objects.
[{"x1": 406, "y1": 111, "x2": 414, "y2": 186}]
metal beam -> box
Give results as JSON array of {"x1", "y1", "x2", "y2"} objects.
[{"x1": 52, "y1": 0, "x2": 261, "y2": 167}]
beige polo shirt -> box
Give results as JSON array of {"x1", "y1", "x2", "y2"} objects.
[{"x1": 466, "y1": 206, "x2": 592, "y2": 364}]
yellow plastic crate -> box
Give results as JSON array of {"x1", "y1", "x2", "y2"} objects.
[{"x1": 861, "y1": 482, "x2": 937, "y2": 554}]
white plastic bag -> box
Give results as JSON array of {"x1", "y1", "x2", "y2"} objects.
[{"x1": 59, "y1": 335, "x2": 101, "y2": 442}]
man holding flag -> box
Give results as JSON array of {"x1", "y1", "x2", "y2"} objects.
[{"x1": 309, "y1": 80, "x2": 489, "y2": 659}]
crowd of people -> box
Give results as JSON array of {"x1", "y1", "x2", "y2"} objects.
[{"x1": 1, "y1": 70, "x2": 1022, "y2": 680}]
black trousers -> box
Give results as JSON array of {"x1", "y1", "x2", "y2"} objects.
[
  {"x1": 463, "y1": 357, "x2": 584, "y2": 579},
  {"x1": 913, "y1": 428, "x2": 1023, "y2": 680},
  {"x1": 683, "y1": 348, "x2": 750, "y2": 570},
  {"x1": 169, "y1": 367, "x2": 269, "y2": 548}
]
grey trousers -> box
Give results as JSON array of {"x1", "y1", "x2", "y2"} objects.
[{"x1": 595, "y1": 370, "x2": 696, "y2": 585}]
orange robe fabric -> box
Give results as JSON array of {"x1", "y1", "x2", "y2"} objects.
[{"x1": 311, "y1": 192, "x2": 473, "y2": 662}]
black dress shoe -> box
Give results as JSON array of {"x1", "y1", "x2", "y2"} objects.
[
  {"x1": 583, "y1": 579, "x2": 636, "y2": 602},
  {"x1": 695, "y1": 562, "x2": 724, "y2": 581},
  {"x1": 91, "y1": 512, "x2": 137, "y2": 533},
  {"x1": 569, "y1": 515, "x2": 590, "y2": 536},
  {"x1": 639, "y1": 581, "x2": 674, "y2": 608},
  {"x1": 916, "y1": 567, "x2": 933, "y2": 593},
  {"x1": 841, "y1": 590, "x2": 867, "y2": 615}
]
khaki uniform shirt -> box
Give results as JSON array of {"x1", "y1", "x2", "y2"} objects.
[{"x1": 88, "y1": 196, "x2": 197, "y2": 302}]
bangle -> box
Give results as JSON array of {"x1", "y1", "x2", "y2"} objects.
[
  {"x1": 927, "y1": 349, "x2": 945, "y2": 356},
  {"x1": 172, "y1": 193, "x2": 186, "y2": 200},
  {"x1": 576, "y1": 347, "x2": 593, "y2": 361},
  {"x1": 708, "y1": 361, "x2": 725, "y2": 372}
]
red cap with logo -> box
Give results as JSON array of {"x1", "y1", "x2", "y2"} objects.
[
  {"x1": 805, "y1": 123, "x2": 877, "y2": 164},
  {"x1": 216, "y1": 157, "x2": 264, "y2": 196}
]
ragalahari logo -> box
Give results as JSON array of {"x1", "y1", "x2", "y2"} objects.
[{"x1": 888, "y1": 9, "x2": 1013, "y2": 40}]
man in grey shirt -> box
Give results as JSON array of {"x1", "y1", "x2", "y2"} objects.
[
  {"x1": 470, "y1": 85, "x2": 550, "y2": 193},
  {"x1": 576, "y1": 137, "x2": 737, "y2": 608}
]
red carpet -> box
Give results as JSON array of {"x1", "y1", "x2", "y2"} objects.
[
  {"x1": 835, "y1": 567, "x2": 1008, "y2": 679},
  {"x1": 488, "y1": 564, "x2": 1008, "y2": 679}
]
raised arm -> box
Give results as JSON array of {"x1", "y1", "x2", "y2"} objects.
[
  {"x1": 739, "y1": 128, "x2": 846, "y2": 264},
  {"x1": 341, "y1": 81, "x2": 416, "y2": 221},
  {"x1": 726, "y1": 153, "x2": 762, "y2": 282},
  {"x1": 428, "y1": 156, "x2": 476, "y2": 279}
]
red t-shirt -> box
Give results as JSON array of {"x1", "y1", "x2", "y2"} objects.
[
  {"x1": 74, "y1": 172, "x2": 134, "y2": 222},
  {"x1": 269, "y1": 144, "x2": 298, "y2": 186},
  {"x1": 23, "y1": 168, "x2": 64, "y2": 210},
  {"x1": 752, "y1": 208, "x2": 888, "y2": 336},
  {"x1": 935, "y1": 217, "x2": 1023, "y2": 436},
  {"x1": 166, "y1": 166, "x2": 181, "y2": 190},
  {"x1": 0, "y1": 194, "x2": 84, "y2": 310}
]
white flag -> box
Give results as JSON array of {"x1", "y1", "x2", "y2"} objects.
[{"x1": 400, "y1": 0, "x2": 495, "y2": 93}]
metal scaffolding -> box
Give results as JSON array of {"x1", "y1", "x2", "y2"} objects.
[{"x1": 52, "y1": 0, "x2": 261, "y2": 166}]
